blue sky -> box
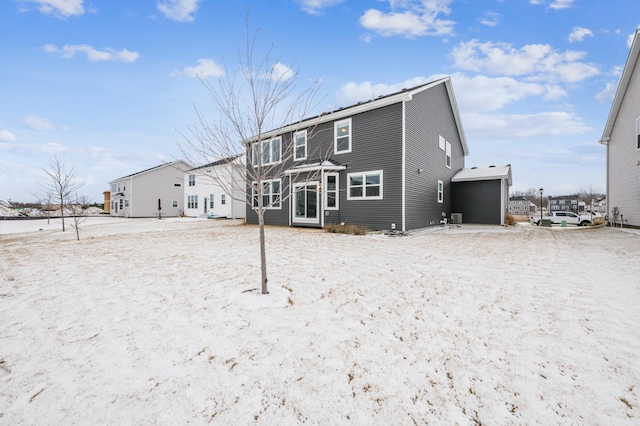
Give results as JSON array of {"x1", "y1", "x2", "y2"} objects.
[{"x1": 1, "y1": 0, "x2": 639, "y2": 203}]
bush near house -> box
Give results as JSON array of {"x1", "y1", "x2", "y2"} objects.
[{"x1": 325, "y1": 223, "x2": 369, "y2": 235}]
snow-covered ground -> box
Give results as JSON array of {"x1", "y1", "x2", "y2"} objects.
[{"x1": 1, "y1": 219, "x2": 639, "y2": 424}]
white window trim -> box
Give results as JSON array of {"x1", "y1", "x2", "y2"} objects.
[
  {"x1": 445, "y1": 141, "x2": 451, "y2": 169},
  {"x1": 347, "y1": 170, "x2": 383, "y2": 200},
  {"x1": 188, "y1": 175, "x2": 196, "y2": 186},
  {"x1": 172, "y1": 200, "x2": 179, "y2": 208},
  {"x1": 252, "y1": 178, "x2": 282, "y2": 210},
  {"x1": 437, "y1": 180, "x2": 443, "y2": 203},
  {"x1": 439, "y1": 135, "x2": 445, "y2": 151},
  {"x1": 334, "y1": 118, "x2": 352, "y2": 154},
  {"x1": 292, "y1": 182, "x2": 320, "y2": 224},
  {"x1": 324, "y1": 173, "x2": 339, "y2": 211},
  {"x1": 254, "y1": 137, "x2": 282, "y2": 166},
  {"x1": 294, "y1": 130, "x2": 307, "y2": 161},
  {"x1": 636, "y1": 117, "x2": 640, "y2": 150}
]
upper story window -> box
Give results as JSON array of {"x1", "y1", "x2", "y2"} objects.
[
  {"x1": 636, "y1": 117, "x2": 640, "y2": 150},
  {"x1": 439, "y1": 135, "x2": 445, "y2": 151},
  {"x1": 445, "y1": 141, "x2": 451, "y2": 169},
  {"x1": 253, "y1": 137, "x2": 282, "y2": 166},
  {"x1": 111, "y1": 183, "x2": 116, "y2": 192},
  {"x1": 174, "y1": 182, "x2": 182, "y2": 187},
  {"x1": 294, "y1": 130, "x2": 307, "y2": 161},
  {"x1": 334, "y1": 118, "x2": 352, "y2": 154},
  {"x1": 188, "y1": 175, "x2": 195, "y2": 186},
  {"x1": 347, "y1": 170, "x2": 382, "y2": 200}
]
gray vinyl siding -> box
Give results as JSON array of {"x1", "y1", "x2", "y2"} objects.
[
  {"x1": 607, "y1": 52, "x2": 640, "y2": 227},
  {"x1": 405, "y1": 83, "x2": 465, "y2": 230},
  {"x1": 246, "y1": 104, "x2": 404, "y2": 231},
  {"x1": 451, "y1": 180, "x2": 502, "y2": 225}
]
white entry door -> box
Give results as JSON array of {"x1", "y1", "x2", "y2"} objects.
[{"x1": 292, "y1": 182, "x2": 319, "y2": 225}]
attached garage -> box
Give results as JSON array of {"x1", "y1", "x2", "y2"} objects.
[{"x1": 451, "y1": 165, "x2": 512, "y2": 225}]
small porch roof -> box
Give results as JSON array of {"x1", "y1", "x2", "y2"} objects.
[{"x1": 284, "y1": 159, "x2": 346, "y2": 175}]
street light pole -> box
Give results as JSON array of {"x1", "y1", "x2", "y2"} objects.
[{"x1": 539, "y1": 188, "x2": 544, "y2": 226}]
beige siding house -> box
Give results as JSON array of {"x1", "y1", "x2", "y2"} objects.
[
  {"x1": 109, "y1": 160, "x2": 191, "y2": 218},
  {"x1": 599, "y1": 29, "x2": 640, "y2": 228}
]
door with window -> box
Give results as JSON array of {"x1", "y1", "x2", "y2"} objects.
[{"x1": 292, "y1": 182, "x2": 319, "y2": 225}]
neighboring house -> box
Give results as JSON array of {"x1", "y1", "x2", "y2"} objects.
[
  {"x1": 184, "y1": 155, "x2": 246, "y2": 219},
  {"x1": 244, "y1": 77, "x2": 506, "y2": 231},
  {"x1": 451, "y1": 165, "x2": 512, "y2": 225},
  {"x1": 508, "y1": 196, "x2": 530, "y2": 215},
  {"x1": 548, "y1": 195, "x2": 582, "y2": 213},
  {"x1": 599, "y1": 28, "x2": 640, "y2": 228},
  {"x1": 0, "y1": 198, "x2": 11, "y2": 208},
  {"x1": 109, "y1": 160, "x2": 191, "y2": 218}
]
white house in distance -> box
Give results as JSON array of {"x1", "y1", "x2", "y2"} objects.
[
  {"x1": 109, "y1": 160, "x2": 191, "y2": 218},
  {"x1": 183, "y1": 155, "x2": 246, "y2": 219},
  {"x1": 599, "y1": 28, "x2": 640, "y2": 228}
]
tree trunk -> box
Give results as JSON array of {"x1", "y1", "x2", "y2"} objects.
[
  {"x1": 60, "y1": 196, "x2": 66, "y2": 232},
  {"x1": 258, "y1": 209, "x2": 268, "y2": 294}
]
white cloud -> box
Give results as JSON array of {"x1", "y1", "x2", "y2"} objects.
[
  {"x1": 182, "y1": 59, "x2": 225, "y2": 78},
  {"x1": 359, "y1": 0, "x2": 455, "y2": 38},
  {"x1": 595, "y1": 81, "x2": 618, "y2": 103},
  {"x1": 465, "y1": 111, "x2": 591, "y2": 140},
  {"x1": 43, "y1": 44, "x2": 140, "y2": 62},
  {"x1": 479, "y1": 11, "x2": 499, "y2": 27},
  {"x1": 568, "y1": 27, "x2": 593, "y2": 43},
  {"x1": 335, "y1": 77, "x2": 432, "y2": 105},
  {"x1": 0, "y1": 130, "x2": 16, "y2": 143},
  {"x1": 295, "y1": 0, "x2": 344, "y2": 15},
  {"x1": 549, "y1": 0, "x2": 574, "y2": 10},
  {"x1": 21, "y1": 115, "x2": 67, "y2": 130},
  {"x1": 157, "y1": 0, "x2": 202, "y2": 22},
  {"x1": 263, "y1": 62, "x2": 295, "y2": 82},
  {"x1": 18, "y1": 0, "x2": 84, "y2": 18},
  {"x1": 450, "y1": 40, "x2": 599, "y2": 83}
]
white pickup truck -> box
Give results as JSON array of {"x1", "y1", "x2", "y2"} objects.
[{"x1": 534, "y1": 211, "x2": 592, "y2": 226}]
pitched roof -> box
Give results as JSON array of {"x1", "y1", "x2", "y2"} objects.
[
  {"x1": 251, "y1": 77, "x2": 469, "y2": 155},
  {"x1": 109, "y1": 160, "x2": 191, "y2": 183},
  {"x1": 452, "y1": 165, "x2": 512, "y2": 186},
  {"x1": 188, "y1": 154, "x2": 243, "y2": 171},
  {"x1": 599, "y1": 29, "x2": 640, "y2": 144}
]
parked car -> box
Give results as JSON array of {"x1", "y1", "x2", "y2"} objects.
[{"x1": 532, "y1": 211, "x2": 592, "y2": 226}]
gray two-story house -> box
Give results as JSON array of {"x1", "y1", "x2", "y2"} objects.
[{"x1": 245, "y1": 77, "x2": 478, "y2": 231}]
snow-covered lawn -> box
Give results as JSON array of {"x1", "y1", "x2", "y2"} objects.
[{"x1": 1, "y1": 219, "x2": 639, "y2": 424}]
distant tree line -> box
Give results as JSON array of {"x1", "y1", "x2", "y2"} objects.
[{"x1": 511, "y1": 185, "x2": 605, "y2": 209}]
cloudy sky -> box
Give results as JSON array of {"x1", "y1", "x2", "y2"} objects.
[{"x1": 1, "y1": 0, "x2": 639, "y2": 202}]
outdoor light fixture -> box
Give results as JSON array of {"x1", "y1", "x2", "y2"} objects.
[{"x1": 539, "y1": 188, "x2": 544, "y2": 226}]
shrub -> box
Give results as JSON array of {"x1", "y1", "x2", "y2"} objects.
[
  {"x1": 504, "y1": 213, "x2": 517, "y2": 226},
  {"x1": 325, "y1": 223, "x2": 369, "y2": 235}
]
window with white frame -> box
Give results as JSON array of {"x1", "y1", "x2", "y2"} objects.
[
  {"x1": 187, "y1": 195, "x2": 198, "y2": 209},
  {"x1": 254, "y1": 137, "x2": 282, "y2": 166},
  {"x1": 437, "y1": 180, "x2": 443, "y2": 203},
  {"x1": 439, "y1": 135, "x2": 445, "y2": 151},
  {"x1": 119, "y1": 199, "x2": 123, "y2": 209},
  {"x1": 636, "y1": 117, "x2": 640, "y2": 150},
  {"x1": 294, "y1": 130, "x2": 307, "y2": 161},
  {"x1": 335, "y1": 118, "x2": 352, "y2": 154},
  {"x1": 172, "y1": 200, "x2": 178, "y2": 208},
  {"x1": 325, "y1": 173, "x2": 339, "y2": 210},
  {"x1": 221, "y1": 194, "x2": 226, "y2": 205},
  {"x1": 445, "y1": 141, "x2": 451, "y2": 169},
  {"x1": 188, "y1": 175, "x2": 195, "y2": 186},
  {"x1": 209, "y1": 194, "x2": 214, "y2": 209},
  {"x1": 252, "y1": 179, "x2": 281, "y2": 209},
  {"x1": 347, "y1": 170, "x2": 383, "y2": 200},
  {"x1": 111, "y1": 183, "x2": 116, "y2": 192},
  {"x1": 124, "y1": 199, "x2": 129, "y2": 207}
]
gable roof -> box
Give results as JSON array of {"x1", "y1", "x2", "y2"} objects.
[
  {"x1": 599, "y1": 29, "x2": 640, "y2": 144},
  {"x1": 188, "y1": 154, "x2": 243, "y2": 172},
  {"x1": 109, "y1": 160, "x2": 191, "y2": 183},
  {"x1": 452, "y1": 165, "x2": 512, "y2": 186},
  {"x1": 251, "y1": 77, "x2": 469, "y2": 155}
]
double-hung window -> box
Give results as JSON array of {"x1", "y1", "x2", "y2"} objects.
[
  {"x1": 334, "y1": 118, "x2": 351, "y2": 154},
  {"x1": 221, "y1": 194, "x2": 226, "y2": 205},
  {"x1": 347, "y1": 170, "x2": 383, "y2": 200},
  {"x1": 437, "y1": 180, "x2": 443, "y2": 203},
  {"x1": 188, "y1": 175, "x2": 195, "y2": 186},
  {"x1": 294, "y1": 130, "x2": 307, "y2": 161},
  {"x1": 209, "y1": 194, "x2": 214, "y2": 209},
  {"x1": 188, "y1": 195, "x2": 198, "y2": 209},
  {"x1": 445, "y1": 141, "x2": 451, "y2": 169},
  {"x1": 636, "y1": 117, "x2": 640, "y2": 150},
  {"x1": 325, "y1": 173, "x2": 339, "y2": 210},
  {"x1": 252, "y1": 179, "x2": 281, "y2": 209},
  {"x1": 254, "y1": 137, "x2": 282, "y2": 166}
]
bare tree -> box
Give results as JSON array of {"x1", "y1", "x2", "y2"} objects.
[
  {"x1": 38, "y1": 154, "x2": 84, "y2": 232},
  {"x1": 579, "y1": 183, "x2": 605, "y2": 219},
  {"x1": 68, "y1": 193, "x2": 88, "y2": 241},
  {"x1": 179, "y1": 22, "x2": 323, "y2": 295}
]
